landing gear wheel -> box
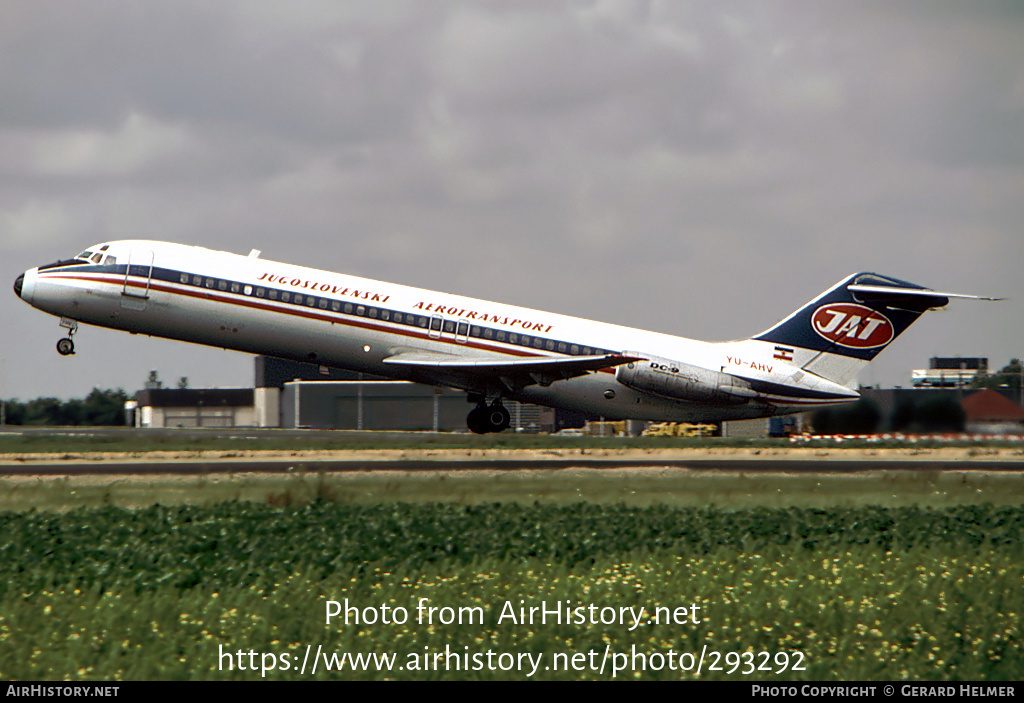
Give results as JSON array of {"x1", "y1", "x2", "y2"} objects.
[
  {"x1": 467, "y1": 407, "x2": 489, "y2": 434},
  {"x1": 57, "y1": 337, "x2": 75, "y2": 356},
  {"x1": 486, "y1": 402, "x2": 511, "y2": 433}
]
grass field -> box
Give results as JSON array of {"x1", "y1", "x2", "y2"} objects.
[
  {"x1": 1, "y1": 463, "x2": 1023, "y2": 681},
  {"x1": 1, "y1": 500, "x2": 1022, "y2": 680},
  {"x1": 3, "y1": 467, "x2": 1024, "y2": 512}
]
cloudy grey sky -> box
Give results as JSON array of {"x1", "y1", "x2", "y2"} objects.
[{"x1": 2, "y1": 1, "x2": 1022, "y2": 402}]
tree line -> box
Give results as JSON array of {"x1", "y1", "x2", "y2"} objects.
[{"x1": 1, "y1": 389, "x2": 128, "y2": 426}]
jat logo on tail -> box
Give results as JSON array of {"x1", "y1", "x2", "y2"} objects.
[{"x1": 811, "y1": 303, "x2": 894, "y2": 349}]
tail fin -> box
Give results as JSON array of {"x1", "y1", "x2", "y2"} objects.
[{"x1": 751, "y1": 272, "x2": 998, "y2": 387}]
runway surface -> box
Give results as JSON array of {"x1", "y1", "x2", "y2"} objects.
[{"x1": 3, "y1": 457, "x2": 1023, "y2": 476}]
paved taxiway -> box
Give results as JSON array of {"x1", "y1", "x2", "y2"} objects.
[{"x1": 2, "y1": 456, "x2": 1022, "y2": 476}]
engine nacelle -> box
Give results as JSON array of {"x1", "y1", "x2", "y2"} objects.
[{"x1": 615, "y1": 353, "x2": 758, "y2": 405}]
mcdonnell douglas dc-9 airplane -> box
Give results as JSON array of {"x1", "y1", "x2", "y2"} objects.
[{"x1": 13, "y1": 241, "x2": 999, "y2": 433}]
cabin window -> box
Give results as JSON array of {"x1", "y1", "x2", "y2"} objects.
[
  {"x1": 558, "y1": 342, "x2": 567, "y2": 353},
  {"x1": 368, "y1": 307, "x2": 378, "y2": 318},
  {"x1": 546, "y1": 340, "x2": 555, "y2": 351},
  {"x1": 230, "y1": 282, "x2": 241, "y2": 293},
  {"x1": 510, "y1": 333, "x2": 519, "y2": 344},
  {"x1": 331, "y1": 300, "x2": 340, "y2": 312},
  {"x1": 570, "y1": 345, "x2": 579, "y2": 355},
  {"x1": 193, "y1": 275, "x2": 202, "y2": 286},
  {"x1": 294, "y1": 294, "x2": 303, "y2": 305},
  {"x1": 431, "y1": 317, "x2": 442, "y2": 331},
  {"x1": 393, "y1": 312, "x2": 402, "y2": 323},
  {"x1": 418, "y1": 316, "x2": 428, "y2": 328},
  {"x1": 217, "y1": 280, "x2": 227, "y2": 291},
  {"x1": 496, "y1": 331, "x2": 506, "y2": 341},
  {"x1": 244, "y1": 285, "x2": 253, "y2": 296},
  {"x1": 483, "y1": 328, "x2": 493, "y2": 339},
  {"x1": 457, "y1": 322, "x2": 469, "y2": 336},
  {"x1": 381, "y1": 310, "x2": 390, "y2": 321},
  {"x1": 534, "y1": 338, "x2": 543, "y2": 349},
  {"x1": 281, "y1": 291, "x2": 290, "y2": 302},
  {"x1": 356, "y1": 305, "x2": 365, "y2": 316},
  {"x1": 268, "y1": 290, "x2": 277, "y2": 300},
  {"x1": 344, "y1": 303, "x2": 353, "y2": 313},
  {"x1": 180, "y1": 273, "x2": 189, "y2": 284},
  {"x1": 205, "y1": 278, "x2": 215, "y2": 289},
  {"x1": 470, "y1": 326, "x2": 481, "y2": 337},
  {"x1": 309, "y1": 297, "x2": 318, "y2": 308},
  {"x1": 582, "y1": 347, "x2": 592, "y2": 355},
  {"x1": 443, "y1": 320, "x2": 455, "y2": 333},
  {"x1": 520, "y1": 335, "x2": 530, "y2": 346}
]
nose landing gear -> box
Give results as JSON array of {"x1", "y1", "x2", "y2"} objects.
[
  {"x1": 56, "y1": 318, "x2": 78, "y2": 356},
  {"x1": 467, "y1": 399, "x2": 511, "y2": 434}
]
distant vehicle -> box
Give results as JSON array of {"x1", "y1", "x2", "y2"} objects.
[
  {"x1": 643, "y1": 422, "x2": 717, "y2": 438},
  {"x1": 13, "y1": 240, "x2": 1000, "y2": 433}
]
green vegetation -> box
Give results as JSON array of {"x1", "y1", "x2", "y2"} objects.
[
  {"x1": 1, "y1": 389, "x2": 128, "y2": 426},
  {"x1": 3, "y1": 469, "x2": 1024, "y2": 513},
  {"x1": 1, "y1": 501, "x2": 1022, "y2": 680}
]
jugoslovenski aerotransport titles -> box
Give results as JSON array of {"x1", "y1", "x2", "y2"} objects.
[{"x1": 13, "y1": 240, "x2": 1000, "y2": 433}]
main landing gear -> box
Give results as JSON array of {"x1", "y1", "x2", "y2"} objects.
[
  {"x1": 56, "y1": 318, "x2": 78, "y2": 356},
  {"x1": 467, "y1": 399, "x2": 511, "y2": 434}
]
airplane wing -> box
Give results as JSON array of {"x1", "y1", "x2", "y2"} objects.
[{"x1": 383, "y1": 351, "x2": 643, "y2": 393}]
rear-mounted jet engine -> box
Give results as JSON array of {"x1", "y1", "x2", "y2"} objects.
[{"x1": 616, "y1": 353, "x2": 759, "y2": 405}]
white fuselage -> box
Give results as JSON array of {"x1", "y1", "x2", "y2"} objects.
[{"x1": 16, "y1": 240, "x2": 858, "y2": 422}]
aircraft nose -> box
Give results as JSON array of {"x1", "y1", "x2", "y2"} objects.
[{"x1": 13, "y1": 273, "x2": 24, "y2": 299}]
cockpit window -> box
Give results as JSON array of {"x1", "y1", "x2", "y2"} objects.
[
  {"x1": 77, "y1": 251, "x2": 93, "y2": 260},
  {"x1": 91, "y1": 253, "x2": 104, "y2": 264}
]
